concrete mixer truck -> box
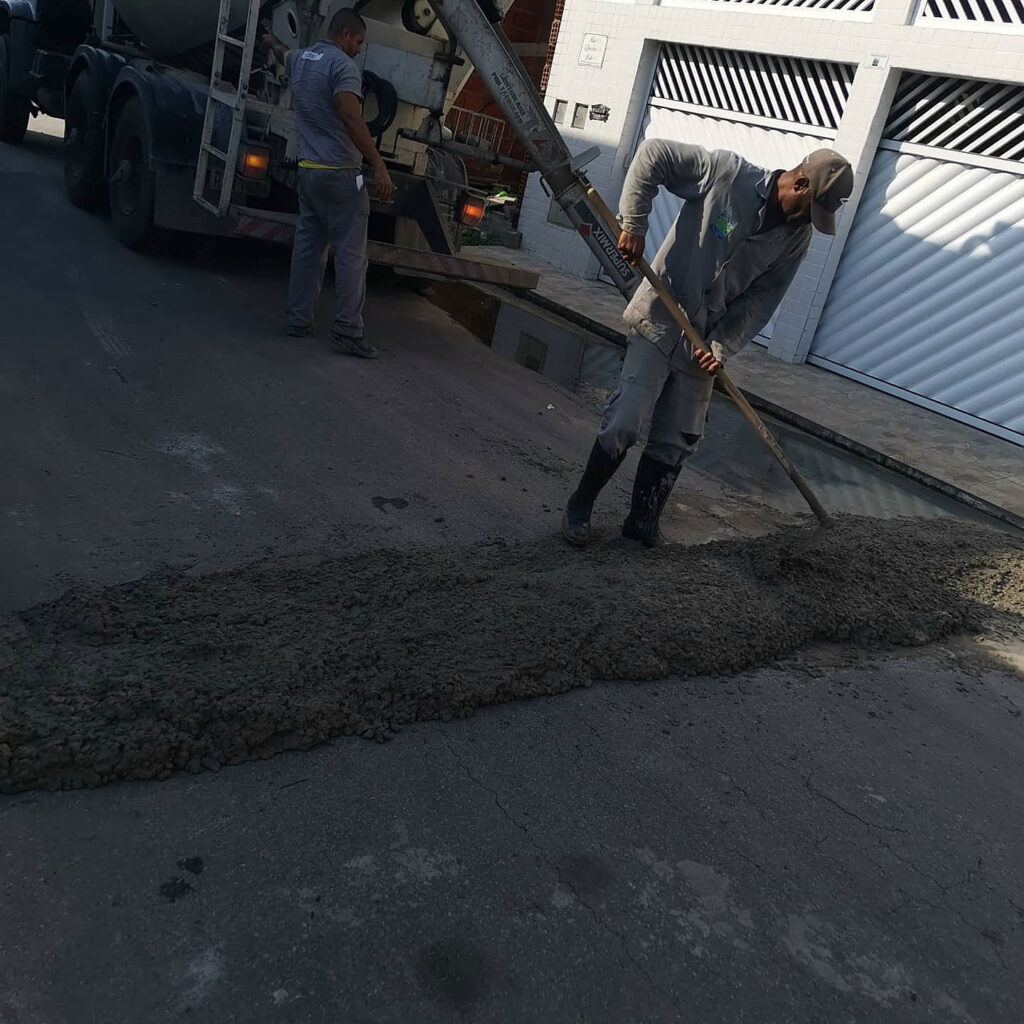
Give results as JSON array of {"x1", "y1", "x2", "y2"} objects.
[
  {"x1": 1, "y1": 0, "x2": 637, "y2": 296},
  {"x1": 0, "y1": 0, "x2": 524, "y2": 263}
]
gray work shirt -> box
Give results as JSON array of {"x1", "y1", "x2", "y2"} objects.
[
  {"x1": 287, "y1": 41, "x2": 363, "y2": 168},
  {"x1": 619, "y1": 140, "x2": 812, "y2": 365}
]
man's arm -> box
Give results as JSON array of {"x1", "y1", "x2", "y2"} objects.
[
  {"x1": 334, "y1": 91, "x2": 394, "y2": 202},
  {"x1": 706, "y1": 247, "x2": 807, "y2": 365},
  {"x1": 617, "y1": 140, "x2": 715, "y2": 260},
  {"x1": 260, "y1": 32, "x2": 290, "y2": 64}
]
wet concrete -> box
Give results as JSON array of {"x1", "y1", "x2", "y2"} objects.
[{"x1": 3, "y1": 516, "x2": 1022, "y2": 793}]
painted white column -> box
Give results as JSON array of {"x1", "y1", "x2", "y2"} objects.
[{"x1": 766, "y1": 0, "x2": 914, "y2": 363}]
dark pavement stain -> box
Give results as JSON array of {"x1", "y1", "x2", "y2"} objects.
[
  {"x1": 371, "y1": 496, "x2": 408, "y2": 512},
  {"x1": 177, "y1": 857, "x2": 204, "y2": 876},
  {"x1": 416, "y1": 939, "x2": 488, "y2": 1011},
  {"x1": 557, "y1": 853, "x2": 615, "y2": 900},
  {"x1": 159, "y1": 877, "x2": 194, "y2": 902}
]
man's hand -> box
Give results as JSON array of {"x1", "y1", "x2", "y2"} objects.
[
  {"x1": 694, "y1": 348, "x2": 721, "y2": 374},
  {"x1": 371, "y1": 162, "x2": 394, "y2": 203},
  {"x1": 261, "y1": 32, "x2": 287, "y2": 61},
  {"x1": 617, "y1": 230, "x2": 645, "y2": 264}
]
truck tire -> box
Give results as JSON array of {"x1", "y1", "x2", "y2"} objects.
[
  {"x1": 0, "y1": 36, "x2": 31, "y2": 145},
  {"x1": 64, "y1": 72, "x2": 106, "y2": 209},
  {"x1": 108, "y1": 96, "x2": 155, "y2": 249}
]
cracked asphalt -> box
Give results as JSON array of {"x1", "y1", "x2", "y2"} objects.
[{"x1": 2, "y1": 119, "x2": 1024, "y2": 1023}]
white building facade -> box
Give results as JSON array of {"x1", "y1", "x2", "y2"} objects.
[{"x1": 517, "y1": 0, "x2": 1024, "y2": 446}]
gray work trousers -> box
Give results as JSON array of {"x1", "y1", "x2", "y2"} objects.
[
  {"x1": 597, "y1": 332, "x2": 715, "y2": 467},
  {"x1": 287, "y1": 167, "x2": 369, "y2": 339}
]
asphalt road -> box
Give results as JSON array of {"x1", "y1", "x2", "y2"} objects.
[{"x1": 2, "y1": 118, "x2": 1023, "y2": 1024}]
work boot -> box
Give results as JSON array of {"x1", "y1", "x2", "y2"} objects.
[
  {"x1": 621, "y1": 453, "x2": 682, "y2": 548},
  {"x1": 332, "y1": 334, "x2": 379, "y2": 360},
  {"x1": 561, "y1": 441, "x2": 625, "y2": 547}
]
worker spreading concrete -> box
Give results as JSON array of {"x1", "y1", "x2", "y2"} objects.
[
  {"x1": 561, "y1": 143, "x2": 855, "y2": 548},
  {"x1": 262, "y1": 9, "x2": 394, "y2": 359}
]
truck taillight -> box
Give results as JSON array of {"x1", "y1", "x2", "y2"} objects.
[
  {"x1": 460, "y1": 196, "x2": 486, "y2": 228},
  {"x1": 240, "y1": 145, "x2": 271, "y2": 179}
]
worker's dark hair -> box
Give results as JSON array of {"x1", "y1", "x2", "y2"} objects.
[{"x1": 328, "y1": 7, "x2": 366, "y2": 37}]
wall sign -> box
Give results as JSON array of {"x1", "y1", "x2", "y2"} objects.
[{"x1": 578, "y1": 34, "x2": 608, "y2": 69}]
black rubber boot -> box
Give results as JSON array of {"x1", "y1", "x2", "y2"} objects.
[
  {"x1": 561, "y1": 441, "x2": 625, "y2": 547},
  {"x1": 621, "y1": 453, "x2": 682, "y2": 548}
]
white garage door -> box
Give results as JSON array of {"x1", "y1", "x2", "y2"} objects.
[
  {"x1": 811, "y1": 73, "x2": 1024, "y2": 445},
  {"x1": 637, "y1": 45, "x2": 853, "y2": 342}
]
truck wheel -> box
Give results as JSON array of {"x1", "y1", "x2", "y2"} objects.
[
  {"x1": 0, "y1": 36, "x2": 31, "y2": 145},
  {"x1": 108, "y1": 96, "x2": 155, "y2": 249},
  {"x1": 64, "y1": 72, "x2": 106, "y2": 209}
]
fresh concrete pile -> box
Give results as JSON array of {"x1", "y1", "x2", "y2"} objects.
[{"x1": 2, "y1": 516, "x2": 1021, "y2": 793}]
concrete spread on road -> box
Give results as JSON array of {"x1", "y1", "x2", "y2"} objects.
[{"x1": 2, "y1": 515, "x2": 1022, "y2": 793}]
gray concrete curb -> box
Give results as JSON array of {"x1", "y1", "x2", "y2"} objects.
[{"x1": 514, "y1": 290, "x2": 1024, "y2": 533}]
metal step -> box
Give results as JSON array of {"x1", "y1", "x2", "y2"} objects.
[
  {"x1": 201, "y1": 142, "x2": 231, "y2": 164},
  {"x1": 193, "y1": 0, "x2": 263, "y2": 218}
]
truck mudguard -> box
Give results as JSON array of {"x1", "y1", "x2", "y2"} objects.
[
  {"x1": 106, "y1": 63, "x2": 209, "y2": 170},
  {"x1": 66, "y1": 42, "x2": 123, "y2": 100},
  {"x1": 0, "y1": 0, "x2": 39, "y2": 28},
  {"x1": 1, "y1": 1, "x2": 40, "y2": 93}
]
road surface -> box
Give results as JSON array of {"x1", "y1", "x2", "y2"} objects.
[{"x1": 1, "y1": 118, "x2": 1022, "y2": 1024}]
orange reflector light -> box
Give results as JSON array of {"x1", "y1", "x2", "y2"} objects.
[
  {"x1": 240, "y1": 146, "x2": 270, "y2": 179},
  {"x1": 460, "y1": 197, "x2": 486, "y2": 228}
]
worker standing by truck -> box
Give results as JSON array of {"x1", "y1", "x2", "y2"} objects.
[
  {"x1": 561, "y1": 142, "x2": 854, "y2": 548},
  {"x1": 263, "y1": 8, "x2": 394, "y2": 359}
]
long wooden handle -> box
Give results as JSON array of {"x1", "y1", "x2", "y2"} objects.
[{"x1": 586, "y1": 187, "x2": 834, "y2": 529}]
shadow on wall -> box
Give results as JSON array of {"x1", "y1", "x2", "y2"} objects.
[{"x1": 490, "y1": 302, "x2": 624, "y2": 393}]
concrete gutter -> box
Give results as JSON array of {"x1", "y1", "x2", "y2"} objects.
[{"x1": 501, "y1": 287, "x2": 1024, "y2": 534}]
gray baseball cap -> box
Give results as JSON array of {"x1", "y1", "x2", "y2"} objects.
[{"x1": 804, "y1": 149, "x2": 854, "y2": 235}]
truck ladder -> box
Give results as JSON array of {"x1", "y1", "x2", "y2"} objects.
[
  {"x1": 430, "y1": 0, "x2": 638, "y2": 296},
  {"x1": 193, "y1": 0, "x2": 263, "y2": 217}
]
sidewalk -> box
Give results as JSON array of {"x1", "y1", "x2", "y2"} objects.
[{"x1": 475, "y1": 245, "x2": 1024, "y2": 529}]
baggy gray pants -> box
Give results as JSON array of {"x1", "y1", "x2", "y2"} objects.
[
  {"x1": 597, "y1": 332, "x2": 715, "y2": 467},
  {"x1": 287, "y1": 167, "x2": 370, "y2": 340}
]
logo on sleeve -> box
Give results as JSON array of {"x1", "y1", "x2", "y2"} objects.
[{"x1": 711, "y1": 213, "x2": 737, "y2": 240}]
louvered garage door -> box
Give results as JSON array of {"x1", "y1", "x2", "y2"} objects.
[
  {"x1": 637, "y1": 45, "x2": 854, "y2": 341},
  {"x1": 810, "y1": 73, "x2": 1024, "y2": 445}
]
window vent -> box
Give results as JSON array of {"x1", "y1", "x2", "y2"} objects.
[
  {"x1": 706, "y1": 0, "x2": 873, "y2": 9},
  {"x1": 884, "y1": 72, "x2": 1024, "y2": 161},
  {"x1": 919, "y1": 0, "x2": 1024, "y2": 25},
  {"x1": 652, "y1": 44, "x2": 855, "y2": 131}
]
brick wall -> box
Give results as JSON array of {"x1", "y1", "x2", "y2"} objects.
[{"x1": 451, "y1": 0, "x2": 561, "y2": 191}]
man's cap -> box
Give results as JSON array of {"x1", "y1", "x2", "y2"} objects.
[{"x1": 804, "y1": 149, "x2": 854, "y2": 235}]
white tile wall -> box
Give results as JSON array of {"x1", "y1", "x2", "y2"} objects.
[{"x1": 519, "y1": 0, "x2": 1024, "y2": 361}]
